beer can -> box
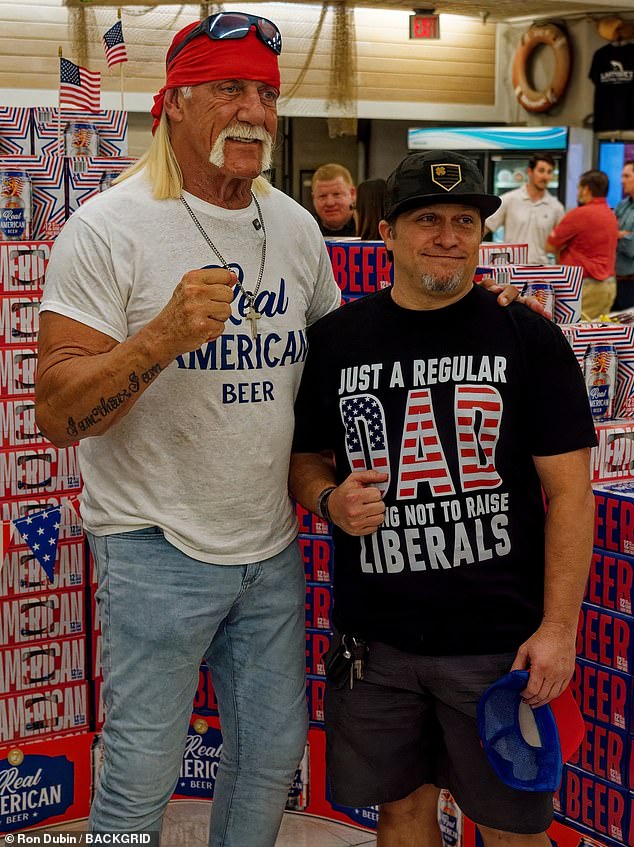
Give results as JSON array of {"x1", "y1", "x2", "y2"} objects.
[
  {"x1": 0, "y1": 171, "x2": 31, "y2": 241},
  {"x1": 437, "y1": 788, "x2": 462, "y2": 847},
  {"x1": 65, "y1": 122, "x2": 99, "y2": 157},
  {"x1": 285, "y1": 741, "x2": 309, "y2": 811},
  {"x1": 521, "y1": 282, "x2": 555, "y2": 317},
  {"x1": 99, "y1": 171, "x2": 114, "y2": 192},
  {"x1": 584, "y1": 343, "x2": 617, "y2": 421}
]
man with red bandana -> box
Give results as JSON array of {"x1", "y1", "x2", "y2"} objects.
[{"x1": 36, "y1": 13, "x2": 341, "y2": 846}]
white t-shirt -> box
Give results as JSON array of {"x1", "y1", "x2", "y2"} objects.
[
  {"x1": 41, "y1": 171, "x2": 341, "y2": 564},
  {"x1": 485, "y1": 185, "x2": 564, "y2": 265}
]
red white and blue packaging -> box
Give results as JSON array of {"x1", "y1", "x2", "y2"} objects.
[
  {"x1": 0, "y1": 679, "x2": 89, "y2": 744},
  {"x1": 576, "y1": 603, "x2": 633, "y2": 674},
  {"x1": 1, "y1": 398, "x2": 47, "y2": 447},
  {"x1": 306, "y1": 628, "x2": 331, "y2": 678},
  {"x1": 474, "y1": 264, "x2": 583, "y2": 324},
  {"x1": 591, "y1": 421, "x2": 634, "y2": 483},
  {"x1": 562, "y1": 324, "x2": 634, "y2": 419},
  {"x1": 0, "y1": 241, "x2": 53, "y2": 296},
  {"x1": 1, "y1": 496, "x2": 82, "y2": 552},
  {"x1": 295, "y1": 501, "x2": 330, "y2": 536},
  {"x1": 65, "y1": 156, "x2": 137, "y2": 215},
  {"x1": 192, "y1": 664, "x2": 219, "y2": 717},
  {"x1": 0, "y1": 635, "x2": 86, "y2": 695},
  {"x1": 0, "y1": 346, "x2": 37, "y2": 399},
  {"x1": 0, "y1": 294, "x2": 41, "y2": 347},
  {"x1": 0, "y1": 731, "x2": 93, "y2": 834},
  {"x1": 594, "y1": 484, "x2": 634, "y2": 557},
  {"x1": 306, "y1": 674, "x2": 325, "y2": 725},
  {"x1": 32, "y1": 108, "x2": 128, "y2": 157},
  {"x1": 305, "y1": 582, "x2": 333, "y2": 631},
  {"x1": 569, "y1": 719, "x2": 634, "y2": 790},
  {"x1": 570, "y1": 658, "x2": 631, "y2": 733},
  {"x1": 586, "y1": 549, "x2": 634, "y2": 617},
  {"x1": 0, "y1": 588, "x2": 85, "y2": 647},
  {"x1": 0, "y1": 107, "x2": 33, "y2": 156},
  {"x1": 0, "y1": 157, "x2": 65, "y2": 241},
  {"x1": 477, "y1": 243, "x2": 528, "y2": 266},
  {"x1": 0, "y1": 444, "x2": 81, "y2": 499},
  {"x1": 299, "y1": 534, "x2": 334, "y2": 583},
  {"x1": 0, "y1": 537, "x2": 85, "y2": 598},
  {"x1": 325, "y1": 240, "x2": 393, "y2": 299},
  {"x1": 560, "y1": 764, "x2": 634, "y2": 845}
]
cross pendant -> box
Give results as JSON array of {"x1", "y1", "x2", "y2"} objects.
[{"x1": 246, "y1": 305, "x2": 261, "y2": 339}]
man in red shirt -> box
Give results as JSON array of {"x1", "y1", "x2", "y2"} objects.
[{"x1": 545, "y1": 170, "x2": 618, "y2": 320}]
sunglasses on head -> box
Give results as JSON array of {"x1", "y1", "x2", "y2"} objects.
[{"x1": 167, "y1": 12, "x2": 282, "y2": 66}]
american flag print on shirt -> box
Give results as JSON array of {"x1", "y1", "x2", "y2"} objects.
[
  {"x1": 340, "y1": 394, "x2": 390, "y2": 496},
  {"x1": 102, "y1": 21, "x2": 128, "y2": 68},
  {"x1": 59, "y1": 58, "x2": 101, "y2": 112}
]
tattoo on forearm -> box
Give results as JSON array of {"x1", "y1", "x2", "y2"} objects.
[{"x1": 64, "y1": 365, "x2": 162, "y2": 437}]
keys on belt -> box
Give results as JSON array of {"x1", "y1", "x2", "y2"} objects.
[{"x1": 325, "y1": 635, "x2": 368, "y2": 689}]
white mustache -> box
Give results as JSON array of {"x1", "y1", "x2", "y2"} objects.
[{"x1": 209, "y1": 123, "x2": 273, "y2": 171}]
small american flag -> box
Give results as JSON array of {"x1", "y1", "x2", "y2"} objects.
[
  {"x1": 12, "y1": 506, "x2": 62, "y2": 583},
  {"x1": 103, "y1": 21, "x2": 128, "y2": 69},
  {"x1": 60, "y1": 57, "x2": 101, "y2": 112}
]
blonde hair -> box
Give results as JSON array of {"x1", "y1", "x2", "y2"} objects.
[
  {"x1": 311, "y1": 163, "x2": 354, "y2": 192},
  {"x1": 115, "y1": 87, "x2": 271, "y2": 200}
]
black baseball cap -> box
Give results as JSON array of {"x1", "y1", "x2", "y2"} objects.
[{"x1": 384, "y1": 151, "x2": 502, "y2": 221}]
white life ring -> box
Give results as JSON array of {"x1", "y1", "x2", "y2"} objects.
[{"x1": 512, "y1": 24, "x2": 572, "y2": 114}]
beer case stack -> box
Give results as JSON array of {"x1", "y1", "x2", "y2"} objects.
[{"x1": 0, "y1": 106, "x2": 134, "y2": 836}]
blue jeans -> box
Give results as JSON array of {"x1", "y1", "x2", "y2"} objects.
[{"x1": 88, "y1": 528, "x2": 308, "y2": 847}]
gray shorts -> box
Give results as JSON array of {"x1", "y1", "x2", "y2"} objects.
[{"x1": 324, "y1": 639, "x2": 554, "y2": 835}]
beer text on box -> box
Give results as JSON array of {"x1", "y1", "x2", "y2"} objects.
[
  {"x1": 325, "y1": 240, "x2": 393, "y2": 298},
  {"x1": 576, "y1": 603, "x2": 634, "y2": 674},
  {"x1": 305, "y1": 582, "x2": 333, "y2": 631},
  {"x1": 0, "y1": 587, "x2": 85, "y2": 646},
  {"x1": 0, "y1": 537, "x2": 85, "y2": 598},
  {"x1": 0, "y1": 730, "x2": 93, "y2": 834},
  {"x1": 570, "y1": 658, "x2": 632, "y2": 733},
  {"x1": 586, "y1": 549, "x2": 634, "y2": 616},
  {"x1": 591, "y1": 420, "x2": 634, "y2": 483},
  {"x1": 568, "y1": 719, "x2": 634, "y2": 790},
  {"x1": 0, "y1": 444, "x2": 81, "y2": 499},
  {"x1": 0, "y1": 346, "x2": 37, "y2": 399},
  {"x1": 0, "y1": 294, "x2": 41, "y2": 347},
  {"x1": 0, "y1": 241, "x2": 52, "y2": 296},
  {"x1": 299, "y1": 534, "x2": 334, "y2": 583},
  {"x1": 0, "y1": 680, "x2": 88, "y2": 745},
  {"x1": 561, "y1": 764, "x2": 634, "y2": 845},
  {"x1": 594, "y1": 484, "x2": 634, "y2": 557}
]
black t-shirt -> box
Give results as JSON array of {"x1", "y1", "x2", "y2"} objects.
[
  {"x1": 318, "y1": 216, "x2": 356, "y2": 238},
  {"x1": 293, "y1": 286, "x2": 597, "y2": 655},
  {"x1": 589, "y1": 43, "x2": 634, "y2": 132}
]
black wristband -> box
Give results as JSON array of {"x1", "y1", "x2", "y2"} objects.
[{"x1": 316, "y1": 486, "x2": 336, "y2": 522}]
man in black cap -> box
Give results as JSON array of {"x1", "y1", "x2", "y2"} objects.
[{"x1": 290, "y1": 151, "x2": 596, "y2": 846}]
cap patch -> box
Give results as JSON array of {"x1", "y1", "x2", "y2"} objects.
[{"x1": 431, "y1": 163, "x2": 462, "y2": 192}]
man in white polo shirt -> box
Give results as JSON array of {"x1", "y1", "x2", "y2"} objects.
[{"x1": 485, "y1": 154, "x2": 564, "y2": 264}]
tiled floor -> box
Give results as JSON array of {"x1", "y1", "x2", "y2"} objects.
[{"x1": 0, "y1": 801, "x2": 378, "y2": 846}]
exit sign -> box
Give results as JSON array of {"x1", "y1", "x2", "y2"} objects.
[{"x1": 409, "y1": 14, "x2": 440, "y2": 39}]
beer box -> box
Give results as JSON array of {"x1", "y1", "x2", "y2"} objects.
[
  {"x1": 591, "y1": 420, "x2": 634, "y2": 483},
  {"x1": 0, "y1": 444, "x2": 81, "y2": 499},
  {"x1": 306, "y1": 628, "x2": 332, "y2": 677},
  {"x1": 570, "y1": 658, "x2": 632, "y2": 733},
  {"x1": 0, "y1": 680, "x2": 88, "y2": 745},
  {"x1": 0, "y1": 156, "x2": 65, "y2": 240},
  {"x1": 1, "y1": 495, "x2": 83, "y2": 551},
  {"x1": 299, "y1": 534, "x2": 334, "y2": 583},
  {"x1": 1, "y1": 397, "x2": 46, "y2": 446},
  {"x1": 594, "y1": 484, "x2": 634, "y2": 557},
  {"x1": 0, "y1": 730, "x2": 92, "y2": 834},
  {"x1": 0, "y1": 537, "x2": 85, "y2": 598},
  {"x1": 569, "y1": 719, "x2": 634, "y2": 790},
  {"x1": 295, "y1": 502, "x2": 330, "y2": 535},
  {"x1": 171, "y1": 713, "x2": 222, "y2": 800},
  {"x1": 32, "y1": 108, "x2": 128, "y2": 157},
  {"x1": 0, "y1": 587, "x2": 85, "y2": 646},
  {"x1": 0, "y1": 106, "x2": 33, "y2": 156},
  {"x1": 473, "y1": 264, "x2": 584, "y2": 324},
  {"x1": 562, "y1": 323, "x2": 634, "y2": 419},
  {"x1": 0, "y1": 240, "x2": 53, "y2": 295},
  {"x1": 478, "y1": 242, "x2": 528, "y2": 266},
  {"x1": 325, "y1": 778, "x2": 379, "y2": 831},
  {"x1": 576, "y1": 604, "x2": 634, "y2": 674},
  {"x1": 325, "y1": 240, "x2": 393, "y2": 298},
  {"x1": 305, "y1": 582, "x2": 333, "y2": 631},
  {"x1": 0, "y1": 345, "x2": 37, "y2": 399},
  {"x1": 586, "y1": 549, "x2": 634, "y2": 616},
  {"x1": 93, "y1": 675, "x2": 105, "y2": 732},
  {"x1": 306, "y1": 674, "x2": 325, "y2": 725},
  {"x1": 0, "y1": 293, "x2": 41, "y2": 346},
  {"x1": 192, "y1": 663, "x2": 219, "y2": 717},
  {"x1": 65, "y1": 156, "x2": 137, "y2": 215},
  {"x1": 0, "y1": 635, "x2": 86, "y2": 695},
  {"x1": 561, "y1": 765, "x2": 634, "y2": 845}
]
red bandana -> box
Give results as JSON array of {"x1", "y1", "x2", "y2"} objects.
[{"x1": 151, "y1": 22, "x2": 281, "y2": 134}]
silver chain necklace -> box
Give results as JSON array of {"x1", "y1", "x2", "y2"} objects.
[{"x1": 180, "y1": 192, "x2": 266, "y2": 339}]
